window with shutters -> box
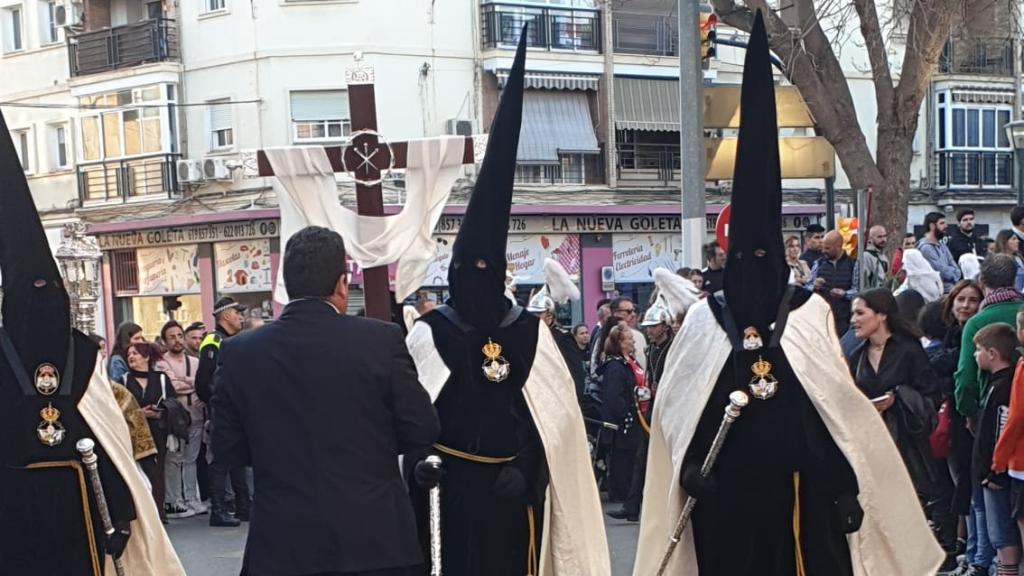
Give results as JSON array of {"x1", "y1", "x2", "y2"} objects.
[
  {"x1": 290, "y1": 90, "x2": 350, "y2": 144},
  {"x1": 13, "y1": 128, "x2": 32, "y2": 174},
  {"x1": 3, "y1": 5, "x2": 23, "y2": 53},
  {"x1": 110, "y1": 250, "x2": 140, "y2": 295},
  {"x1": 208, "y1": 99, "x2": 234, "y2": 151}
]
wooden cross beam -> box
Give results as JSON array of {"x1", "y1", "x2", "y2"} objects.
[{"x1": 256, "y1": 76, "x2": 475, "y2": 321}]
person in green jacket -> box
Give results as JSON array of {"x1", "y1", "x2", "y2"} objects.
[{"x1": 955, "y1": 254, "x2": 1024, "y2": 418}]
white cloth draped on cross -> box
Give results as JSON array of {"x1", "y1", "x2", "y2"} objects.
[{"x1": 265, "y1": 136, "x2": 466, "y2": 304}]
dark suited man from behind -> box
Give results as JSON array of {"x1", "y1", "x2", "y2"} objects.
[{"x1": 211, "y1": 226, "x2": 441, "y2": 576}]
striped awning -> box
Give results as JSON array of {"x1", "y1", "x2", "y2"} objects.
[
  {"x1": 518, "y1": 90, "x2": 600, "y2": 164},
  {"x1": 496, "y1": 70, "x2": 600, "y2": 91},
  {"x1": 614, "y1": 77, "x2": 680, "y2": 132}
]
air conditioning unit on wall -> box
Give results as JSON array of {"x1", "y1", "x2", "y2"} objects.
[
  {"x1": 54, "y1": 0, "x2": 84, "y2": 27},
  {"x1": 176, "y1": 159, "x2": 203, "y2": 184},
  {"x1": 445, "y1": 118, "x2": 475, "y2": 137},
  {"x1": 203, "y1": 157, "x2": 232, "y2": 181}
]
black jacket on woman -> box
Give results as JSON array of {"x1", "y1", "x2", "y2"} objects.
[
  {"x1": 849, "y1": 333, "x2": 942, "y2": 497},
  {"x1": 124, "y1": 369, "x2": 175, "y2": 453}
]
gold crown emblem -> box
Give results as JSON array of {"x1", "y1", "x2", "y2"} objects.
[
  {"x1": 482, "y1": 339, "x2": 503, "y2": 361},
  {"x1": 751, "y1": 357, "x2": 772, "y2": 378},
  {"x1": 40, "y1": 403, "x2": 61, "y2": 424}
]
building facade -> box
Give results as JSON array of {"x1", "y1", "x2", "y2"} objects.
[{"x1": 1, "y1": 0, "x2": 1016, "y2": 334}]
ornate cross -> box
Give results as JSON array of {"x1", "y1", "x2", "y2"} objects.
[{"x1": 257, "y1": 57, "x2": 476, "y2": 321}]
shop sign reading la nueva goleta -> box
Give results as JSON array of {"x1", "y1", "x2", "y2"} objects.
[{"x1": 96, "y1": 220, "x2": 280, "y2": 250}]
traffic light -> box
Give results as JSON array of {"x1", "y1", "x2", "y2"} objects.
[{"x1": 700, "y1": 11, "x2": 717, "y2": 63}]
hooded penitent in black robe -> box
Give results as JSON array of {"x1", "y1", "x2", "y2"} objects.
[
  {"x1": 684, "y1": 291, "x2": 858, "y2": 575},
  {"x1": 0, "y1": 106, "x2": 136, "y2": 575},
  {"x1": 412, "y1": 307, "x2": 546, "y2": 576}
]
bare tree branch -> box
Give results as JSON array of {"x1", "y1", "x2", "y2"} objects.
[{"x1": 851, "y1": 0, "x2": 895, "y2": 123}]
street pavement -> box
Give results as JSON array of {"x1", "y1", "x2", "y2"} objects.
[{"x1": 167, "y1": 503, "x2": 641, "y2": 575}]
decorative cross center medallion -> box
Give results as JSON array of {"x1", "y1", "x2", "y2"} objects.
[{"x1": 341, "y1": 129, "x2": 395, "y2": 187}]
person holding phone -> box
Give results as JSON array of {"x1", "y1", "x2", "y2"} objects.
[
  {"x1": 848, "y1": 290, "x2": 944, "y2": 509},
  {"x1": 124, "y1": 342, "x2": 177, "y2": 524}
]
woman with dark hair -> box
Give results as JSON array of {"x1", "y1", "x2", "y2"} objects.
[
  {"x1": 595, "y1": 321, "x2": 645, "y2": 502},
  {"x1": 848, "y1": 288, "x2": 943, "y2": 523},
  {"x1": 124, "y1": 341, "x2": 176, "y2": 523},
  {"x1": 939, "y1": 280, "x2": 985, "y2": 568},
  {"x1": 993, "y1": 229, "x2": 1024, "y2": 291},
  {"x1": 110, "y1": 322, "x2": 145, "y2": 382}
]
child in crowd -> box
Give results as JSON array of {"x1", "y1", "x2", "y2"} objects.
[
  {"x1": 974, "y1": 322, "x2": 1022, "y2": 576},
  {"x1": 993, "y1": 311, "x2": 1024, "y2": 575}
]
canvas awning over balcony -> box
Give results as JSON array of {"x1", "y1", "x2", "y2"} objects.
[
  {"x1": 613, "y1": 77, "x2": 816, "y2": 131},
  {"x1": 518, "y1": 90, "x2": 600, "y2": 164},
  {"x1": 497, "y1": 70, "x2": 601, "y2": 91}
]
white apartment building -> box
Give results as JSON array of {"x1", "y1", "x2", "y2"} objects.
[{"x1": 0, "y1": 0, "x2": 1016, "y2": 334}]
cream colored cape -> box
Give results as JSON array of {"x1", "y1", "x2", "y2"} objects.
[
  {"x1": 633, "y1": 295, "x2": 943, "y2": 576},
  {"x1": 79, "y1": 358, "x2": 186, "y2": 576},
  {"x1": 407, "y1": 320, "x2": 611, "y2": 576}
]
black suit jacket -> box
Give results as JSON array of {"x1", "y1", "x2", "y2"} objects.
[{"x1": 211, "y1": 299, "x2": 439, "y2": 576}]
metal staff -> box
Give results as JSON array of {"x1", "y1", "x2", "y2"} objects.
[
  {"x1": 426, "y1": 455, "x2": 443, "y2": 576},
  {"x1": 76, "y1": 438, "x2": 126, "y2": 576},
  {"x1": 656, "y1": 391, "x2": 749, "y2": 576}
]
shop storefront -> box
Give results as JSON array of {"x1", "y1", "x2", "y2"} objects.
[
  {"x1": 88, "y1": 204, "x2": 823, "y2": 337},
  {"x1": 91, "y1": 213, "x2": 281, "y2": 340}
]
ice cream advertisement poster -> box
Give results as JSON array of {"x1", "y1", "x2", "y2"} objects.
[
  {"x1": 216, "y1": 240, "x2": 273, "y2": 293},
  {"x1": 137, "y1": 245, "x2": 201, "y2": 295},
  {"x1": 612, "y1": 234, "x2": 681, "y2": 282}
]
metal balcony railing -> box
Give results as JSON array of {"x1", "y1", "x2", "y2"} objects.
[
  {"x1": 481, "y1": 3, "x2": 601, "y2": 52},
  {"x1": 613, "y1": 12, "x2": 677, "y2": 56},
  {"x1": 939, "y1": 36, "x2": 1015, "y2": 77},
  {"x1": 76, "y1": 153, "x2": 181, "y2": 204},
  {"x1": 617, "y1": 143, "x2": 680, "y2": 185},
  {"x1": 68, "y1": 18, "x2": 179, "y2": 77},
  {"x1": 935, "y1": 151, "x2": 1014, "y2": 189}
]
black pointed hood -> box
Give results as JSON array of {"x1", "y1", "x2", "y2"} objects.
[
  {"x1": 721, "y1": 11, "x2": 788, "y2": 335},
  {"x1": 0, "y1": 107, "x2": 71, "y2": 373},
  {"x1": 447, "y1": 26, "x2": 527, "y2": 329}
]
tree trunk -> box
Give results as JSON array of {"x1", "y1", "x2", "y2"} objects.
[{"x1": 864, "y1": 126, "x2": 915, "y2": 253}]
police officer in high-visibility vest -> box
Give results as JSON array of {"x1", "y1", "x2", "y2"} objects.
[{"x1": 196, "y1": 296, "x2": 249, "y2": 527}]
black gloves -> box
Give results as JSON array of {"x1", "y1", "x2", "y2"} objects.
[
  {"x1": 414, "y1": 458, "x2": 444, "y2": 488},
  {"x1": 679, "y1": 461, "x2": 717, "y2": 500},
  {"x1": 833, "y1": 493, "x2": 863, "y2": 534},
  {"x1": 105, "y1": 521, "x2": 131, "y2": 559},
  {"x1": 493, "y1": 465, "x2": 527, "y2": 499}
]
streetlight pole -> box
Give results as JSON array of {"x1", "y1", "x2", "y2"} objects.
[
  {"x1": 1005, "y1": 120, "x2": 1024, "y2": 206},
  {"x1": 679, "y1": 0, "x2": 706, "y2": 268}
]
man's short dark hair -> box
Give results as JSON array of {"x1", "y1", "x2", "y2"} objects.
[
  {"x1": 1012, "y1": 207, "x2": 1024, "y2": 227},
  {"x1": 905, "y1": 233, "x2": 916, "y2": 239},
  {"x1": 283, "y1": 226, "x2": 348, "y2": 299},
  {"x1": 185, "y1": 322, "x2": 205, "y2": 334},
  {"x1": 703, "y1": 241, "x2": 721, "y2": 261},
  {"x1": 596, "y1": 298, "x2": 611, "y2": 312},
  {"x1": 806, "y1": 224, "x2": 825, "y2": 235},
  {"x1": 980, "y1": 253, "x2": 1017, "y2": 290},
  {"x1": 610, "y1": 297, "x2": 634, "y2": 314},
  {"x1": 957, "y1": 209, "x2": 975, "y2": 223},
  {"x1": 160, "y1": 320, "x2": 183, "y2": 342},
  {"x1": 923, "y1": 212, "x2": 945, "y2": 231}
]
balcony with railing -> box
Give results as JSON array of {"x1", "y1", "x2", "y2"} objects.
[
  {"x1": 617, "y1": 143, "x2": 680, "y2": 185},
  {"x1": 613, "y1": 12, "x2": 677, "y2": 56},
  {"x1": 77, "y1": 153, "x2": 181, "y2": 204},
  {"x1": 481, "y1": 3, "x2": 601, "y2": 52},
  {"x1": 939, "y1": 36, "x2": 1015, "y2": 77},
  {"x1": 68, "y1": 18, "x2": 179, "y2": 77},
  {"x1": 935, "y1": 151, "x2": 1014, "y2": 190}
]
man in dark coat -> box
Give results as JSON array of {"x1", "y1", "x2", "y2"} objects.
[
  {"x1": 211, "y1": 226, "x2": 440, "y2": 576},
  {"x1": 946, "y1": 208, "x2": 988, "y2": 262},
  {"x1": 0, "y1": 108, "x2": 143, "y2": 574}
]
